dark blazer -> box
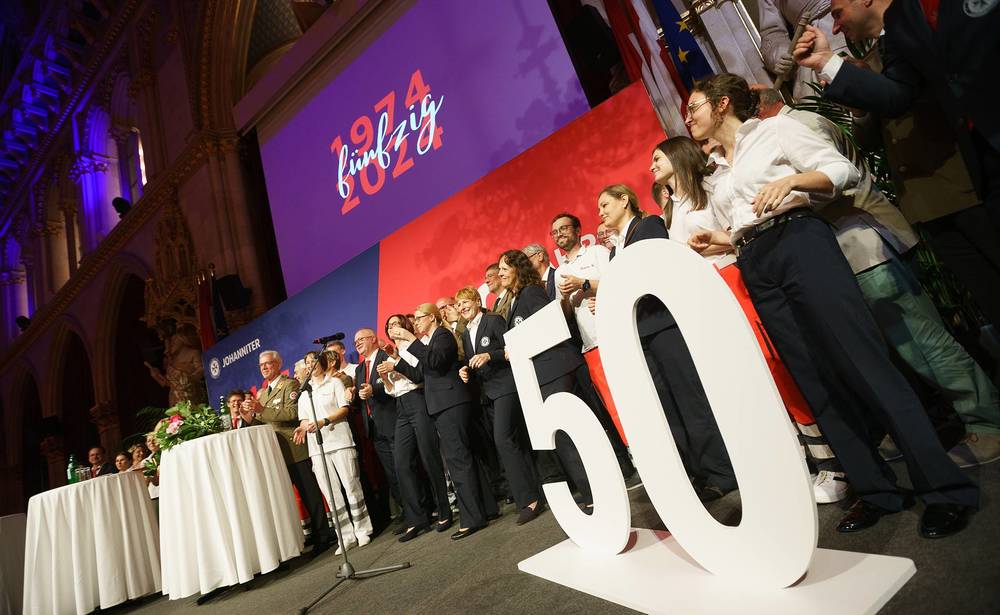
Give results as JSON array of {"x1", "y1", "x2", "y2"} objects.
[
  {"x1": 94, "y1": 462, "x2": 115, "y2": 476},
  {"x1": 506, "y1": 284, "x2": 583, "y2": 386},
  {"x1": 406, "y1": 327, "x2": 473, "y2": 415},
  {"x1": 609, "y1": 215, "x2": 676, "y2": 338},
  {"x1": 823, "y1": 0, "x2": 999, "y2": 199},
  {"x1": 461, "y1": 312, "x2": 517, "y2": 401},
  {"x1": 352, "y1": 349, "x2": 396, "y2": 437}
]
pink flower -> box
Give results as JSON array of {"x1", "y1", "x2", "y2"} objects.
[{"x1": 166, "y1": 415, "x2": 183, "y2": 434}]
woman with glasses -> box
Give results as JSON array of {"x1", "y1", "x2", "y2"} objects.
[
  {"x1": 387, "y1": 304, "x2": 497, "y2": 540},
  {"x1": 685, "y1": 72, "x2": 977, "y2": 538},
  {"x1": 293, "y1": 350, "x2": 373, "y2": 554},
  {"x1": 375, "y1": 314, "x2": 453, "y2": 542},
  {"x1": 651, "y1": 135, "x2": 837, "y2": 502},
  {"x1": 498, "y1": 249, "x2": 593, "y2": 508}
]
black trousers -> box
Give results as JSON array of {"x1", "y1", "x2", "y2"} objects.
[
  {"x1": 922, "y1": 130, "x2": 1000, "y2": 328},
  {"x1": 536, "y1": 374, "x2": 593, "y2": 504},
  {"x1": 641, "y1": 326, "x2": 737, "y2": 493},
  {"x1": 573, "y1": 362, "x2": 636, "y2": 477},
  {"x1": 394, "y1": 390, "x2": 451, "y2": 528},
  {"x1": 738, "y1": 215, "x2": 978, "y2": 511},
  {"x1": 287, "y1": 458, "x2": 334, "y2": 542},
  {"x1": 431, "y1": 403, "x2": 496, "y2": 529},
  {"x1": 370, "y1": 416, "x2": 401, "y2": 510},
  {"x1": 485, "y1": 392, "x2": 540, "y2": 509}
]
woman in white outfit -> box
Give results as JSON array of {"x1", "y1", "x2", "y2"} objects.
[{"x1": 294, "y1": 351, "x2": 373, "y2": 553}]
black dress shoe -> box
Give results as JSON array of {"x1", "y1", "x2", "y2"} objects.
[
  {"x1": 308, "y1": 539, "x2": 334, "y2": 557},
  {"x1": 836, "y1": 497, "x2": 912, "y2": 533},
  {"x1": 450, "y1": 525, "x2": 485, "y2": 541},
  {"x1": 517, "y1": 502, "x2": 544, "y2": 526},
  {"x1": 920, "y1": 504, "x2": 971, "y2": 539},
  {"x1": 435, "y1": 518, "x2": 454, "y2": 532},
  {"x1": 398, "y1": 526, "x2": 427, "y2": 543},
  {"x1": 391, "y1": 524, "x2": 406, "y2": 536}
]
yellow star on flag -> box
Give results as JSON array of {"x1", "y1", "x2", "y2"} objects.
[
  {"x1": 678, "y1": 48, "x2": 690, "y2": 63},
  {"x1": 676, "y1": 20, "x2": 689, "y2": 32}
]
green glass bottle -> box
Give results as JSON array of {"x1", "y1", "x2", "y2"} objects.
[{"x1": 66, "y1": 454, "x2": 79, "y2": 484}]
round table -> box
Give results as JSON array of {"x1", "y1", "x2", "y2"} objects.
[
  {"x1": 158, "y1": 425, "x2": 303, "y2": 600},
  {"x1": 22, "y1": 471, "x2": 160, "y2": 614},
  {"x1": 0, "y1": 513, "x2": 26, "y2": 615}
]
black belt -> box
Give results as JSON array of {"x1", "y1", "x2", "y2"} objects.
[{"x1": 734, "y1": 208, "x2": 815, "y2": 253}]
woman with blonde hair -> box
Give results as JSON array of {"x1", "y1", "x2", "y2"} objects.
[{"x1": 387, "y1": 303, "x2": 497, "y2": 540}]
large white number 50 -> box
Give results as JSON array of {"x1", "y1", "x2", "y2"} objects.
[{"x1": 507, "y1": 239, "x2": 816, "y2": 589}]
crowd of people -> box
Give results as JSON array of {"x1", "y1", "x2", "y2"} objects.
[{"x1": 70, "y1": 0, "x2": 992, "y2": 559}]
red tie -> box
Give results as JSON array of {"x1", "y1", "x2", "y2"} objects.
[
  {"x1": 920, "y1": 0, "x2": 939, "y2": 29},
  {"x1": 363, "y1": 360, "x2": 372, "y2": 417}
]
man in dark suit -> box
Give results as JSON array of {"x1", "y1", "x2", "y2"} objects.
[
  {"x1": 523, "y1": 243, "x2": 558, "y2": 300},
  {"x1": 455, "y1": 287, "x2": 543, "y2": 525},
  {"x1": 794, "y1": 0, "x2": 1000, "y2": 328},
  {"x1": 600, "y1": 185, "x2": 737, "y2": 500},
  {"x1": 346, "y1": 329, "x2": 401, "y2": 521},
  {"x1": 487, "y1": 263, "x2": 514, "y2": 319},
  {"x1": 247, "y1": 350, "x2": 333, "y2": 552},
  {"x1": 88, "y1": 447, "x2": 115, "y2": 477}
]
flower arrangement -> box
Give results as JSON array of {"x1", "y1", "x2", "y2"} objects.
[{"x1": 143, "y1": 400, "x2": 227, "y2": 476}]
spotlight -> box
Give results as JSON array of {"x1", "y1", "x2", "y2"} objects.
[{"x1": 112, "y1": 197, "x2": 132, "y2": 218}]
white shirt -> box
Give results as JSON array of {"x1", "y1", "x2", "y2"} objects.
[
  {"x1": 466, "y1": 312, "x2": 484, "y2": 353},
  {"x1": 297, "y1": 374, "x2": 354, "y2": 455},
  {"x1": 667, "y1": 193, "x2": 736, "y2": 268},
  {"x1": 386, "y1": 340, "x2": 422, "y2": 398},
  {"x1": 712, "y1": 115, "x2": 860, "y2": 240},
  {"x1": 555, "y1": 243, "x2": 609, "y2": 352},
  {"x1": 613, "y1": 214, "x2": 637, "y2": 251},
  {"x1": 343, "y1": 362, "x2": 358, "y2": 380}
]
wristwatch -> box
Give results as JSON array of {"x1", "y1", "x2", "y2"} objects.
[{"x1": 582, "y1": 279, "x2": 591, "y2": 292}]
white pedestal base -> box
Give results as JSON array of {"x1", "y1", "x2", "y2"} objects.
[{"x1": 518, "y1": 528, "x2": 915, "y2": 614}]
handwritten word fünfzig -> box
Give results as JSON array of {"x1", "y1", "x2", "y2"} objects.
[{"x1": 336, "y1": 93, "x2": 444, "y2": 199}]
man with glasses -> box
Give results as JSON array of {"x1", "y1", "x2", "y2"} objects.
[
  {"x1": 596, "y1": 223, "x2": 618, "y2": 251},
  {"x1": 346, "y1": 329, "x2": 402, "y2": 530},
  {"x1": 246, "y1": 350, "x2": 335, "y2": 554},
  {"x1": 551, "y1": 212, "x2": 637, "y2": 482}
]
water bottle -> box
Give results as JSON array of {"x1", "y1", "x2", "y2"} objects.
[
  {"x1": 219, "y1": 395, "x2": 232, "y2": 431},
  {"x1": 66, "y1": 454, "x2": 79, "y2": 484}
]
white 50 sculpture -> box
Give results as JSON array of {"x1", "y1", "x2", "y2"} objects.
[{"x1": 504, "y1": 239, "x2": 816, "y2": 589}]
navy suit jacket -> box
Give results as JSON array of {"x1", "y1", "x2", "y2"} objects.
[
  {"x1": 461, "y1": 312, "x2": 517, "y2": 401},
  {"x1": 609, "y1": 215, "x2": 676, "y2": 338},
  {"x1": 506, "y1": 284, "x2": 584, "y2": 386},
  {"x1": 406, "y1": 327, "x2": 473, "y2": 415},
  {"x1": 824, "y1": 0, "x2": 999, "y2": 198},
  {"x1": 352, "y1": 349, "x2": 396, "y2": 437}
]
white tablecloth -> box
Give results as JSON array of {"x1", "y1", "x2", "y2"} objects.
[
  {"x1": 22, "y1": 471, "x2": 160, "y2": 614},
  {"x1": 158, "y1": 425, "x2": 303, "y2": 600},
  {"x1": 0, "y1": 513, "x2": 26, "y2": 615}
]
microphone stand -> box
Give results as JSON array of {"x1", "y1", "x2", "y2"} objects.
[{"x1": 298, "y1": 377, "x2": 411, "y2": 615}]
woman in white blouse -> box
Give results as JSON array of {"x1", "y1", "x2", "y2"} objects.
[
  {"x1": 685, "y1": 73, "x2": 977, "y2": 537},
  {"x1": 294, "y1": 351, "x2": 373, "y2": 553},
  {"x1": 652, "y1": 135, "x2": 839, "y2": 502}
]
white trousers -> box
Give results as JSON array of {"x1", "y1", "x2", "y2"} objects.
[{"x1": 310, "y1": 448, "x2": 373, "y2": 543}]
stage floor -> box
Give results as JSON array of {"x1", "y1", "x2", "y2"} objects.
[{"x1": 114, "y1": 457, "x2": 999, "y2": 615}]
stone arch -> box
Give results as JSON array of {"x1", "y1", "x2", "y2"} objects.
[
  {"x1": 195, "y1": 0, "x2": 260, "y2": 130},
  {"x1": 46, "y1": 318, "x2": 100, "y2": 457},
  {"x1": 9, "y1": 362, "x2": 46, "y2": 505},
  {"x1": 94, "y1": 257, "x2": 167, "y2": 444}
]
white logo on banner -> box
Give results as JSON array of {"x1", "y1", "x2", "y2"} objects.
[{"x1": 209, "y1": 358, "x2": 221, "y2": 380}]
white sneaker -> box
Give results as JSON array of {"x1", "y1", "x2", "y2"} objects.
[
  {"x1": 356, "y1": 534, "x2": 371, "y2": 547},
  {"x1": 812, "y1": 471, "x2": 848, "y2": 504},
  {"x1": 335, "y1": 540, "x2": 358, "y2": 555}
]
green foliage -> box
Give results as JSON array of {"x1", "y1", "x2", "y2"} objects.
[{"x1": 142, "y1": 401, "x2": 226, "y2": 477}]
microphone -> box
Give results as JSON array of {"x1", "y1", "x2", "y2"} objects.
[{"x1": 313, "y1": 332, "x2": 345, "y2": 345}]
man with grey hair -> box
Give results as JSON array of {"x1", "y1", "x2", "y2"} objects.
[
  {"x1": 246, "y1": 349, "x2": 334, "y2": 553},
  {"x1": 522, "y1": 243, "x2": 557, "y2": 300}
]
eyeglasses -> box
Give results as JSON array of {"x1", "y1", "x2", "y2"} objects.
[
  {"x1": 354, "y1": 335, "x2": 375, "y2": 345},
  {"x1": 686, "y1": 98, "x2": 710, "y2": 114},
  {"x1": 550, "y1": 224, "x2": 575, "y2": 237},
  {"x1": 413, "y1": 313, "x2": 433, "y2": 321},
  {"x1": 596, "y1": 231, "x2": 618, "y2": 240},
  {"x1": 259, "y1": 360, "x2": 276, "y2": 367}
]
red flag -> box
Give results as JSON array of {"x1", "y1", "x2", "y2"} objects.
[{"x1": 197, "y1": 273, "x2": 216, "y2": 350}]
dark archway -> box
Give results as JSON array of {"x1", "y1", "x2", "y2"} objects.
[
  {"x1": 59, "y1": 332, "x2": 99, "y2": 460},
  {"x1": 113, "y1": 275, "x2": 168, "y2": 444},
  {"x1": 18, "y1": 373, "x2": 45, "y2": 503}
]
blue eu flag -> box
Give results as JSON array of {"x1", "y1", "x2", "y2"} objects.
[{"x1": 651, "y1": 0, "x2": 714, "y2": 91}]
